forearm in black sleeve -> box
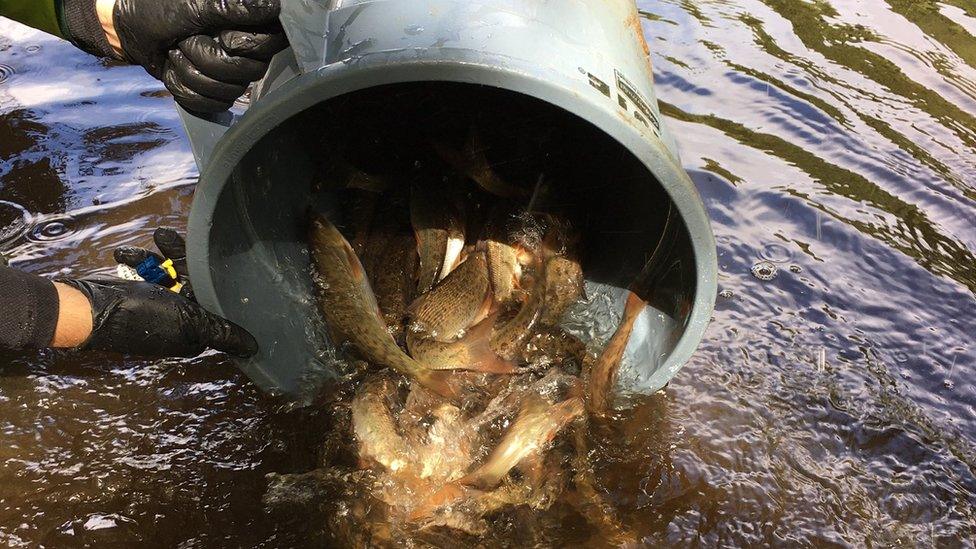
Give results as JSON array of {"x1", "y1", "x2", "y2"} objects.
[{"x1": 0, "y1": 266, "x2": 60, "y2": 350}]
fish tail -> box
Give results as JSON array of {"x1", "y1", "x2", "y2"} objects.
[{"x1": 415, "y1": 368, "x2": 461, "y2": 401}]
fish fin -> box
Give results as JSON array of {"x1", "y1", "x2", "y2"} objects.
[
  {"x1": 458, "y1": 318, "x2": 517, "y2": 374},
  {"x1": 440, "y1": 234, "x2": 466, "y2": 281},
  {"x1": 417, "y1": 369, "x2": 462, "y2": 401},
  {"x1": 406, "y1": 292, "x2": 424, "y2": 318},
  {"x1": 342, "y1": 238, "x2": 365, "y2": 282},
  {"x1": 471, "y1": 290, "x2": 495, "y2": 326}
]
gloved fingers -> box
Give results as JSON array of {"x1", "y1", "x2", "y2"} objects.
[
  {"x1": 194, "y1": 0, "x2": 281, "y2": 31},
  {"x1": 179, "y1": 281, "x2": 196, "y2": 302},
  {"x1": 167, "y1": 49, "x2": 248, "y2": 103},
  {"x1": 218, "y1": 30, "x2": 288, "y2": 62},
  {"x1": 153, "y1": 228, "x2": 189, "y2": 278},
  {"x1": 179, "y1": 35, "x2": 269, "y2": 84},
  {"x1": 162, "y1": 59, "x2": 235, "y2": 114},
  {"x1": 114, "y1": 246, "x2": 163, "y2": 269},
  {"x1": 191, "y1": 306, "x2": 259, "y2": 358}
]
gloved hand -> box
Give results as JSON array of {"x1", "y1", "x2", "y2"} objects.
[
  {"x1": 61, "y1": 0, "x2": 288, "y2": 113},
  {"x1": 60, "y1": 277, "x2": 258, "y2": 358},
  {"x1": 58, "y1": 228, "x2": 258, "y2": 358},
  {"x1": 114, "y1": 227, "x2": 194, "y2": 300}
]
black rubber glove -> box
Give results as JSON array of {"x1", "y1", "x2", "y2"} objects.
[
  {"x1": 115, "y1": 227, "x2": 194, "y2": 300},
  {"x1": 61, "y1": 0, "x2": 287, "y2": 113},
  {"x1": 60, "y1": 277, "x2": 258, "y2": 358}
]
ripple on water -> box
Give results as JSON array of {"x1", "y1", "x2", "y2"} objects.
[
  {"x1": 134, "y1": 109, "x2": 175, "y2": 135},
  {"x1": 758, "y1": 242, "x2": 793, "y2": 263},
  {"x1": 0, "y1": 63, "x2": 14, "y2": 84},
  {"x1": 28, "y1": 216, "x2": 76, "y2": 243},
  {"x1": 0, "y1": 200, "x2": 31, "y2": 246}
]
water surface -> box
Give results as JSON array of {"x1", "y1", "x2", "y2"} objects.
[{"x1": 1, "y1": 0, "x2": 975, "y2": 545}]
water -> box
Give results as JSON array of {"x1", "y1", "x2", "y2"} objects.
[{"x1": 2, "y1": 0, "x2": 975, "y2": 544}]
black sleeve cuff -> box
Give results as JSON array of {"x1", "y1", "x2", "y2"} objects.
[
  {"x1": 0, "y1": 266, "x2": 60, "y2": 350},
  {"x1": 60, "y1": 0, "x2": 120, "y2": 59}
]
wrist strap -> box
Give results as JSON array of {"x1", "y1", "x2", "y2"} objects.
[{"x1": 60, "y1": 0, "x2": 119, "y2": 59}]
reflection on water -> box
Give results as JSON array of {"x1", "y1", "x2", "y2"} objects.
[{"x1": 2, "y1": 0, "x2": 976, "y2": 544}]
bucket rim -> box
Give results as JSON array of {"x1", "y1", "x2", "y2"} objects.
[{"x1": 188, "y1": 54, "x2": 717, "y2": 394}]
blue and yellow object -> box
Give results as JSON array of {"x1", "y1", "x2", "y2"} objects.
[{"x1": 134, "y1": 255, "x2": 183, "y2": 293}]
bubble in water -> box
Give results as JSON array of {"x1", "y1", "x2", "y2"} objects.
[
  {"x1": 944, "y1": 379, "x2": 955, "y2": 389},
  {"x1": 28, "y1": 217, "x2": 75, "y2": 242},
  {"x1": 789, "y1": 265, "x2": 802, "y2": 274},
  {"x1": 718, "y1": 289, "x2": 734, "y2": 299},
  {"x1": 758, "y1": 242, "x2": 793, "y2": 263},
  {"x1": 39, "y1": 222, "x2": 66, "y2": 237},
  {"x1": 751, "y1": 261, "x2": 778, "y2": 281},
  {"x1": 24, "y1": 45, "x2": 40, "y2": 53}
]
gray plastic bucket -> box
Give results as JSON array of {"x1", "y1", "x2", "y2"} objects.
[{"x1": 178, "y1": 0, "x2": 717, "y2": 402}]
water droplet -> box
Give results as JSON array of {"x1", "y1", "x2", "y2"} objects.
[
  {"x1": 943, "y1": 379, "x2": 954, "y2": 389},
  {"x1": 900, "y1": 370, "x2": 912, "y2": 380},
  {"x1": 718, "y1": 289, "x2": 734, "y2": 299},
  {"x1": 241, "y1": 297, "x2": 250, "y2": 304},
  {"x1": 24, "y1": 45, "x2": 40, "y2": 53},
  {"x1": 789, "y1": 264, "x2": 802, "y2": 273},
  {"x1": 751, "y1": 261, "x2": 778, "y2": 281}
]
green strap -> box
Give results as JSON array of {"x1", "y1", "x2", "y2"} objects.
[{"x1": 0, "y1": 0, "x2": 65, "y2": 38}]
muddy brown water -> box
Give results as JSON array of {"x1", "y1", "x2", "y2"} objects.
[{"x1": 2, "y1": 0, "x2": 976, "y2": 546}]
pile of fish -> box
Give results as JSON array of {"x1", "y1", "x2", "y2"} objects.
[{"x1": 269, "y1": 137, "x2": 648, "y2": 544}]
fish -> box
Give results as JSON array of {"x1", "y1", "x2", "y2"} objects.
[
  {"x1": 568, "y1": 422, "x2": 639, "y2": 546},
  {"x1": 411, "y1": 176, "x2": 466, "y2": 294},
  {"x1": 414, "y1": 403, "x2": 474, "y2": 483},
  {"x1": 406, "y1": 315, "x2": 516, "y2": 374},
  {"x1": 538, "y1": 254, "x2": 585, "y2": 326},
  {"x1": 520, "y1": 327, "x2": 589, "y2": 370},
  {"x1": 485, "y1": 208, "x2": 523, "y2": 303},
  {"x1": 368, "y1": 231, "x2": 418, "y2": 343},
  {"x1": 487, "y1": 239, "x2": 522, "y2": 303},
  {"x1": 309, "y1": 214, "x2": 458, "y2": 399},
  {"x1": 351, "y1": 377, "x2": 413, "y2": 474},
  {"x1": 459, "y1": 394, "x2": 584, "y2": 490},
  {"x1": 587, "y1": 290, "x2": 647, "y2": 417},
  {"x1": 408, "y1": 252, "x2": 491, "y2": 342},
  {"x1": 414, "y1": 482, "x2": 532, "y2": 535},
  {"x1": 329, "y1": 152, "x2": 390, "y2": 193},
  {"x1": 432, "y1": 128, "x2": 529, "y2": 199},
  {"x1": 490, "y1": 253, "x2": 584, "y2": 361},
  {"x1": 342, "y1": 188, "x2": 379, "y2": 257}
]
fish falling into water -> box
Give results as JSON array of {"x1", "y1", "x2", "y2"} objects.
[
  {"x1": 301, "y1": 144, "x2": 656, "y2": 542},
  {"x1": 308, "y1": 213, "x2": 458, "y2": 399}
]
